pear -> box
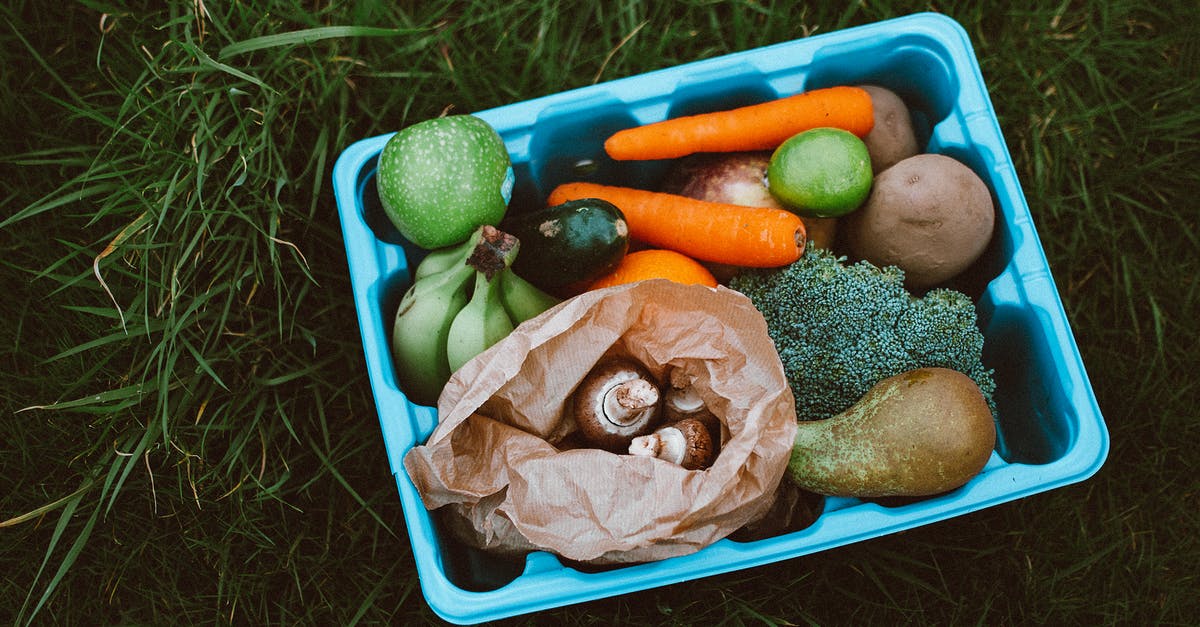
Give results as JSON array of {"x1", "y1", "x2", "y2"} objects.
[{"x1": 787, "y1": 367, "x2": 996, "y2": 497}]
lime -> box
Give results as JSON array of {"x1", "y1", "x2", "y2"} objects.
[{"x1": 766, "y1": 127, "x2": 873, "y2": 218}]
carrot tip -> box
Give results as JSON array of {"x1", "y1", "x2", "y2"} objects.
[{"x1": 794, "y1": 227, "x2": 808, "y2": 258}]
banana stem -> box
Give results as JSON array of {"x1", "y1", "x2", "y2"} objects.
[{"x1": 467, "y1": 225, "x2": 520, "y2": 279}]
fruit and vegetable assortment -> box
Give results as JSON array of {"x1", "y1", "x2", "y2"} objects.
[{"x1": 379, "y1": 83, "x2": 999, "y2": 505}]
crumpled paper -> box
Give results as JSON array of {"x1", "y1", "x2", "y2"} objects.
[{"x1": 402, "y1": 279, "x2": 798, "y2": 565}]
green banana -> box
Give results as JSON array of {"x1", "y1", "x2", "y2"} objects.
[
  {"x1": 497, "y1": 267, "x2": 561, "y2": 324},
  {"x1": 412, "y1": 227, "x2": 484, "y2": 282},
  {"x1": 391, "y1": 223, "x2": 558, "y2": 404},
  {"x1": 445, "y1": 267, "x2": 515, "y2": 373},
  {"x1": 391, "y1": 258, "x2": 475, "y2": 406}
]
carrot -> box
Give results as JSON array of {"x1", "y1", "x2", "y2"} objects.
[
  {"x1": 547, "y1": 182, "x2": 806, "y2": 268},
  {"x1": 604, "y1": 85, "x2": 874, "y2": 161}
]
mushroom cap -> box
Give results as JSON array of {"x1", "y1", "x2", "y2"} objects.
[
  {"x1": 573, "y1": 358, "x2": 662, "y2": 451},
  {"x1": 672, "y1": 418, "x2": 716, "y2": 470}
]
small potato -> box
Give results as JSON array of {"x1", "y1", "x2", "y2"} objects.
[
  {"x1": 845, "y1": 153, "x2": 995, "y2": 290},
  {"x1": 859, "y1": 85, "x2": 920, "y2": 173}
]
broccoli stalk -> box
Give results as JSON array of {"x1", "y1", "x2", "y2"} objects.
[{"x1": 729, "y1": 248, "x2": 996, "y2": 422}]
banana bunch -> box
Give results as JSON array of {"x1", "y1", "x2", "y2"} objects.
[{"x1": 391, "y1": 225, "x2": 561, "y2": 406}]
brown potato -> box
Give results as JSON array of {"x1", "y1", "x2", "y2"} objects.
[
  {"x1": 844, "y1": 153, "x2": 995, "y2": 290},
  {"x1": 859, "y1": 85, "x2": 920, "y2": 173}
]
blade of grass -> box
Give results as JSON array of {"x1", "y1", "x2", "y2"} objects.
[
  {"x1": 17, "y1": 382, "x2": 149, "y2": 413},
  {"x1": 218, "y1": 25, "x2": 427, "y2": 59},
  {"x1": 16, "y1": 480, "x2": 101, "y2": 626},
  {"x1": 174, "y1": 40, "x2": 278, "y2": 95},
  {"x1": 104, "y1": 418, "x2": 161, "y2": 515},
  {"x1": 305, "y1": 435, "x2": 395, "y2": 537},
  {"x1": 93, "y1": 211, "x2": 153, "y2": 333},
  {"x1": 1, "y1": 181, "x2": 124, "y2": 229},
  {"x1": 3, "y1": 17, "x2": 81, "y2": 104},
  {"x1": 0, "y1": 478, "x2": 95, "y2": 529}
]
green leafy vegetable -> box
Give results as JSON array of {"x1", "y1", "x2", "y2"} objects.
[{"x1": 729, "y1": 248, "x2": 996, "y2": 422}]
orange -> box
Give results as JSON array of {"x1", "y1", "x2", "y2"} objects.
[
  {"x1": 588, "y1": 249, "x2": 718, "y2": 290},
  {"x1": 766, "y1": 127, "x2": 873, "y2": 218}
]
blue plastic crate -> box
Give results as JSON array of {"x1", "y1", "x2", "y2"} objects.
[{"x1": 332, "y1": 12, "x2": 1108, "y2": 624}]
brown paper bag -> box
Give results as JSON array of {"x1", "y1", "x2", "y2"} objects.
[{"x1": 402, "y1": 279, "x2": 798, "y2": 564}]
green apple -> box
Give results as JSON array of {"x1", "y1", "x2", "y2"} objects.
[{"x1": 376, "y1": 115, "x2": 514, "y2": 249}]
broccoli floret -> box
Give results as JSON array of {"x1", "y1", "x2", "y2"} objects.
[{"x1": 729, "y1": 248, "x2": 996, "y2": 422}]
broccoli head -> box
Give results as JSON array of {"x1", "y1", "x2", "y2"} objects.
[{"x1": 729, "y1": 248, "x2": 996, "y2": 422}]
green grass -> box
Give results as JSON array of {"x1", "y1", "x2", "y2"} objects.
[{"x1": 2, "y1": 0, "x2": 1197, "y2": 624}]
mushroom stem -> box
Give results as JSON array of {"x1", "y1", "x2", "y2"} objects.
[
  {"x1": 603, "y1": 379, "x2": 660, "y2": 427},
  {"x1": 664, "y1": 383, "x2": 705, "y2": 415},
  {"x1": 629, "y1": 429, "x2": 675, "y2": 460}
]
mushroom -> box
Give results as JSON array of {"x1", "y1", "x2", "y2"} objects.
[
  {"x1": 628, "y1": 418, "x2": 716, "y2": 470},
  {"x1": 663, "y1": 377, "x2": 706, "y2": 420},
  {"x1": 663, "y1": 367, "x2": 721, "y2": 433},
  {"x1": 572, "y1": 358, "x2": 662, "y2": 451}
]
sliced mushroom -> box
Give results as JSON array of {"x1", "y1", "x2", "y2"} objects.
[
  {"x1": 628, "y1": 417, "x2": 716, "y2": 470},
  {"x1": 572, "y1": 358, "x2": 662, "y2": 451}
]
